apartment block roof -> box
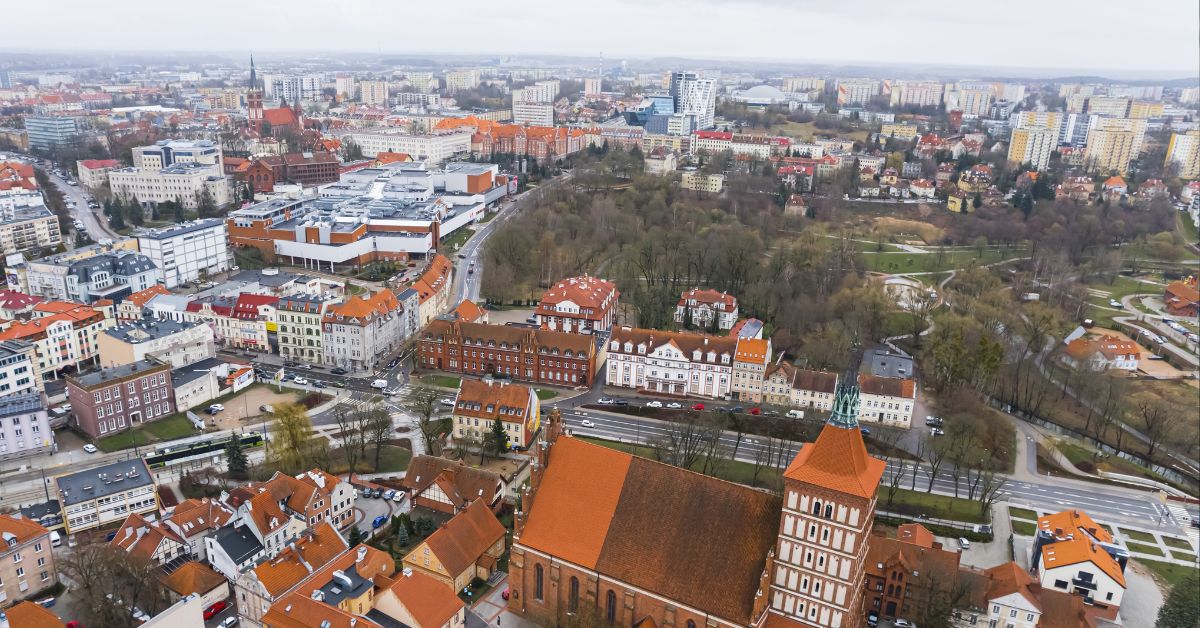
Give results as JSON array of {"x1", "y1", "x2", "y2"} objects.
[{"x1": 55, "y1": 459, "x2": 153, "y2": 507}]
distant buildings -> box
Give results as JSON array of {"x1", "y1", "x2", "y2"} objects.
[
  {"x1": 23, "y1": 249, "x2": 159, "y2": 303},
  {"x1": 511, "y1": 102, "x2": 554, "y2": 126},
  {"x1": 1084, "y1": 117, "x2": 1147, "y2": 175},
  {"x1": 136, "y1": 219, "x2": 231, "y2": 289},
  {"x1": 0, "y1": 301, "x2": 111, "y2": 383},
  {"x1": 340, "y1": 130, "x2": 471, "y2": 163},
  {"x1": 1008, "y1": 112, "x2": 1064, "y2": 171},
  {"x1": 97, "y1": 318, "x2": 215, "y2": 369},
  {"x1": 670, "y1": 71, "x2": 717, "y2": 130},
  {"x1": 359, "y1": 79, "x2": 389, "y2": 106},
  {"x1": 75, "y1": 158, "x2": 121, "y2": 189},
  {"x1": 444, "y1": 69, "x2": 481, "y2": 93},
  {"x1": 66, "y1": 359, "x2": 176, "y2": 439},
  {"x1": 837, "y1": 78, "x2": 881, "y2": 106},
  {"x1": 0, "y1": 198, "x2": 61, "y2": 256},
  {"x1": 24, "y1": 116, "x2": 79, "y2": 152},
  {"x1": 888, "y1": 80, "x2": 943, "y2": 108},
  {"x1": 1165, "y1": 129, "x2": 1200, "y2": 179},
  {"x1": 534, "y1": 275, "x2": 620, "y2": 334},
  {"x1": 681, "y1": 170, "x2": 724, "y2": 193}
]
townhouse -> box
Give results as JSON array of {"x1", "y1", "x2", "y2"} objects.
[
  {"x1": 276, "y1": 294, "x2": 333, "y2": 365},
  {"x1": 0, "y1": 301, "x2": 111, "y2": 383},
  {"x1": 184, "y1": 293, "x2": 277, "y2": 352},
  {"x1": 402, "y1": 499, "x2": 506, "y2": 593},
  {"x1": 412, "y1": 254, "x2": 453, "y2": 327},
  {"x1": 534, "y1": 275, "x2": 620, "y2": 335},
  {"x1": 606, "y1": 327, "x2": 738, "y2": 399},
  {"x1": 675, "y1": 288, "x2": 739, "y2": 330},
  {"x1": 1031, "y1": 510, "x2": 1127, "y2": 609},
  {"x1": 207, "y1": 490, "x2": 307, "y2": 581},
  {"x1": 160, "y1": 497, "x2": 235, "y2": 562},
  {"x1": 0, "y1": 514, "x2": 58, "y2": 606},
  {"x1": 109, "y1": 512, "x2": 190, "y2": 567},
  {"x1": 401, "y1": 455, "x2": 506, "y2": 515},
  {"x1": 235, "y1": 521, "x2": 347, "y2": 627},
  {"x1": 1061, "y1": 335, "x2": 1140, "y2": 371},
  {"x1": 322, "y1": 289, "x2": 404, "y2": 372},
  {"x1": 857, "y1": 374, "x2": 916, "y2": 428},
  {"x1": 451, "y1": 379, "x2": 540, "y2": 449},
  {"x1": 730, "y1": 338, "x2": 771, "y2": 403}
]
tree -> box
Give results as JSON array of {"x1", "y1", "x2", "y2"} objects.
[
  {"x1": 225, "y1": 433, "x2": 250, "y2": 480},
  {"x1": 347, "y1": 525, "x2": 363, "y2": 546},
  {"x1": 271, "y1": 402, "x2": 314, "y2": 472},
  {"x1": 404, "y1": 387, "x2": 443, "y2": 456},
  {"x1": 1156, "y1": 572, "x2": 1200, "y2": 628},
  {"x1": 61, "y1": 544, "x2": 175, "y2": 627},
  {"x1": 485, "y1": 418, "x2": 510, "y2": 457},
  {"x1": 396, "y1": 522, "x2": 410, "y2": 547},
  {"x1": 195, "y1": 186, "x2": 217, "y2": 218},
  {"x1": 1136, "y1": 398, "x2": 1172, "y2": 458},
  {"x1": 363, "y1": 401, "x2": 393, "y2": 471},
  {"x1": 334, "y1": 409, "x2": 367, "y2": 473}
]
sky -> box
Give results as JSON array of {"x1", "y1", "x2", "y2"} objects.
[{"x1": 7, "y1": 0, "x2": 1199, "y2": 78}]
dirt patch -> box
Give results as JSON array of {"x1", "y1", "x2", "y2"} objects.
[
  {"x1": 1087, "y1": 326, "x2": 1188, "y2": 378},
  {"x1": 209, "y1": 387, "x2": 303, "y2": 430}
]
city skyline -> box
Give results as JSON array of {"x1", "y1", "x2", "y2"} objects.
[{"x1": 5, "y1": 0, "x2": 1199, "y2": 78}]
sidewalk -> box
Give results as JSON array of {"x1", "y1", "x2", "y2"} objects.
[{"x1": 471, "y1": 575, "x2": 537, "y2": 628}]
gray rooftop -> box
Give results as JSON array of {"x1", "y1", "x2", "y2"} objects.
[
  {"x1": 171, "y1": 357, "x2": 226, "y2": 388},
  {"x1": 316, "y1": 564, "x2": 373, "y2": 606},
  {"x1": 67, "y1": 251, "x2": 156, "y2": 282},
  {"x1": 105, "y1": 318, "x2": 200, "y2": 344},
  {"x1": 230, "y1": 269, "x2": 303, "y2": 288},
  {"x1": 213, "y1": 524, "x2": 264, "y2": 565},
  {"x1": 56, "y1": 458, "x2": 153, "y2": 507},
  {"x1": 0, "y1": 393, "x2": 44, "y2": 418},
  {"x1": 397, "y1": 287, "x2": 419, "y2": 301},
  {"x1": 861, "y1": 346, "x2": 914, "y2": 379},
  {"x1": 70, "y1": 359, "x2": 168, "y2": 389},
  {"x1": 136, "y1": 218, "x2": 224, "y2": 240}
]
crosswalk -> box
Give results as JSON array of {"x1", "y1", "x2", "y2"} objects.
[{"x1": 1166, "y1": 503, "x2": 1199, "y2": 549}]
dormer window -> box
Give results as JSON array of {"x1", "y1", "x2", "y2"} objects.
[
  {"x1": 692, "y1": 350, "x2": 702, "y2": 361},
  {"x1": 611, "y1": 341, "x2": 619, "y2": 351},
  {"x1": 636, "y1": 344, "x2": 646, "y2": 355}
]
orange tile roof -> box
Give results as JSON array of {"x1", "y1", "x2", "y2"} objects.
[
  {"x1": 1038, "y1": 509, "x2": 1114, "y2": 543},
  {"x1": 262, "y1": 591, "x2": 384, "y2": 628},
  {"x1": 126, "y1": 284, "x2": 171, "y2": 308},
  {"x1": 734, "y1": 338, "x2": 770, "y2": 365},
  {"x1": 983, "y1": 561, "x2": 1042, "y2": 610},
  {"x1": 110, "y1": 512, "x2": 184, "y2": 560},
  {"x1": 1104, "y1": 175, "x2": 1127, "y2": 188},
  {"x1": 254, "y1": 521, "x2": 349, "y2": 598},
  {"x1": 897, "y1": 523, "x2": 936, "y2": 548},
  {"x1": 0, "y1": 514, "x2": 49, "y2": 545},
  {"x1": 1166, "y1": 280, "x2": 1199, "y2": 305},
  {"x1": 857, "y1": 373, "x2": 916, "y2": 399},
  {"x1": 324, "y1": 289, "x2": 400, "y2": 325},
  {"x1": 783, "y1": 423, "x2": 887, "y2": 499},
  {"x1": 414, "y1": 255, "x2": 452, "y2": 303},
  {"x1": 536, "y1": 275, "x2": 619, "y2": 312},
  {"x1": 417, "y1": 498, "x2": 506, "y2": 577},
  {"x1": 247, "y1": 490, "x2": 291, "y2": 535},
  {"x1": 3, "y1": 601, "x2": 67, "y2": 628},
  {"x1": 678, "y1": 287, "x2": 737, "y2": 310},
  {"x1": 384, "y1": 570, "x2": 464, "y2": 628},
  {"x1": 165, "y1": 498, "x2": 233, "y2": 538},
  {"x1": 1040, "y1": 535, "x2": 1125, "y2": 587},
  {"x1": 454, "y1": 379, "x2": 534, "y2": 424},
  {"x1": 518, "y1": 437, "x2": 781, "y2": 624},
  {"x1": 451, "y1": 299, "x2": 486, "y2": 323},
  {"x1": 162, "y1": 561, "x2": 227, "y2": 597},
  {"x1": 374, "y1": 151, "x2": 412, "y2": 164}
]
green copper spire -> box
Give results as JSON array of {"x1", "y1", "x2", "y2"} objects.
[{"x1": 828, "y1": 343, "x2": 863, "y2": 429}]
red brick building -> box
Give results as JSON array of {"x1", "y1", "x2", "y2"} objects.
[
  {"x1": 65, "y1": 360, "x2": 175, "y2": 438},
  {"x1": 507, "y1": 374, "x2": 886, "y2": 628},
  {"x1": 534, "y1": 275, "x2": 620, "y2": 334},
  {"x1": 417, "y1": 320, "x2": 598, "y2": 387},
  {"x1": 1164, "y1": 278, "x2": 1198, "y2": 318},
  {"x1": 862, "y1": 524, "x2": 962, "y2": 622}
]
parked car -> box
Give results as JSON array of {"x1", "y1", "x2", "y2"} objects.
[
  {"x1": 259, "y1": 404, "x2": 274, "y2": 413},
  {"x1": 691, "y1": 403, "x2": 705, "y2": 411},
  {"x1": 893, "y1": 620, "x2": 914, "y2": 628},
  {"x1": 372, "y1": 515, "x2": 388, "y2": 529},
  {"x1": 749, "y1": 407, "x2": 761, "y2": 415},
  {"x1": 597, "y1": 398, "x2": 615, "y2": 405},
  {"x1": 208, "y1": 404, "x2": 224, "y2": 412},
  {"x1": 371, "y1": 379, "x2": 388, "y2": 389},
  {"x1": 786, "y1": 410, "x2": 804, "y2": 419},
  {"x1": 36, "y1": 597, "x2": 56, "y2": 608},
  {"x1": 526, "y1": 316, "x2": 538, "y2": 324},
  {"x1": 645, "y1": 401, "x2": 663, "y2": 408},
  {"x1": 331, "y1": 381, "x2": 347, "y2": 388},
  {"x1": 930, "y1": 427, "x2": 945, "y2": 436},
  {"x1": 958, "y1": 537, "x2": 971, "y2": 549},
  {"x1": 382, "y1": 490, "x2": 396, "y2": 500},
  {"x1": 580, "y1": 419, "x2": 596, "y2": 428},
  {"x1": 666, "y1": 402, "x2": 683, "y2": 409},
  {"x1": 1108, "y1": 299, "x2": 1122, "y2": 308},
  {"x1": 860, "y1": 427, "x2": 871, "y2": 436},
  {"x1": 439, "y1": 398, "x2": 456, "y2": 407},
  {"x1": 293, "y1": 377, "x2": 309, "y2": 385},
  {"x1": 83, "y1": 444, "x2": 98, "y2": 453},
  {"x1": 330, "y1": 367, "x2": 348, "y2": 375},
  {"x1": 312, "y1": 380, "x2": 327, "y2": 389},
  {"x1": 392, "y1": 492, "x2": 405, "y2": 503},
  {"x1": 730, "y1": 406, "x2": 744, "y2": 413},
  {"x1": 388, "y1": 357, "x2": 401, "y2": 368},
  {"x1": 203, "y1": 601, "x2": 228, "y2": 620},
  {"x1": 221, "y1": 617, "x2": 240, "y2": 627}
]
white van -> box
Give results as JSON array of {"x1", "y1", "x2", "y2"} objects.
[
  {"x1": 50, "y1": 531, "x2": 62, "y2": 547},
  {"x1": 371, "y1": 379, "x2": 389, "y2": 389},
  {"x1": 786, "y1": 410, "x2": 805, "y2": 419}
]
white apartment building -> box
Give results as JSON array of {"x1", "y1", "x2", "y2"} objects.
[
  {"x1": 445, "y1": 69, "x2": 480, "y2": 93},
  {"x1": 0, "y1": 202, "x2": 61, "y2": 256},
  {"x1": 888, "y1": 80, "x2": 943, "y2": 108},
  {"x1": 321, "y1": 289, "x2": 404, "y2": 372},
  {"x1": 783, "y1": 77, "x2": 825, "y2": 93},
  {"x1": 0, "y1": 394, "x2": 53, "y2": 461},
  {"x1": 607, "y1": 327, "x2": 738, "y2": 399},
  {"x1": 513, "y1": 80, "x2": 560, "y2": 104},
  {"x1": 0, "y1": 341, "x2": 40, "y2": 397},
  {"x1": 360, "y1": 80, "x2": 389, "y2": 106},
  {"x1": 1085, "y1": 117, "x2": 1148, "y2": 175},
  {"x1": 1008, "y1": 125, "x2": 1060, "y2": 171},
  {"x1": 56, "y1": 458, "x2": 158, "y2": 534},
  {"x1": 836, "y1": 79, "x2": 880, "y2": 105},
  {"x1": 675, "y1": 287, "x2": 739, "y2": 330},
  {"x1": 135, "y1": 219, "x2": 231, "y2": 288},
  {"x1": 675, "y1": 75, "x2": 717, "y2": 130},
  {"x1": 108, "y1": 163, "x2": 233, "y2": 211},
  {"x1": 342, "y1": 131, "x2": 472, "y2": 163},
  {"x1": 512, "y1": 103, "x2": 554, "y2": 126},
  {"x1": 584, "y1": 77, "x2": 603, "y2": 96},
  {"x1": 335, "y1": 76, "x2": 357, "y2": 100},
  {"x1": 405, "y1": 71, "x2": 437, "y2": 94},
  {"x1": 948, "y1": 85, "x2": 994, "y2": 117},
  {"x1": 681, "y1": 170, "x2": 725, "y2": 194},
  {"x1": 856, "y1": 374, "x2": 915, "y2": 428},
  {"x1": 262, "y1": 74, "x2": 324, "y2": 103},
  {"x1": 132, "y1": 140, "x2": 223, "y2": 171}
]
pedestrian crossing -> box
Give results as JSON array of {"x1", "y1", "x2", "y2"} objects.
[{"x1": 1166, "y1": 503, "x2": 1199, "y2": 548}]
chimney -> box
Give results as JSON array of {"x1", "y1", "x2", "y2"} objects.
[{"x1": 403, "y1": 567, "x2": 413, "y2": 577}]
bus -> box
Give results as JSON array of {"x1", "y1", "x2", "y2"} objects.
[{"x1": 144, "y1": 432, "x2": 266, "y2": 469}]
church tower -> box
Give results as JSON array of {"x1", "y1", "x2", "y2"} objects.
[
  {"x1": 247, "y1": 54, "x2": 264, "y2": 133},
  {"x1": 768, "y1": 361, "x2": 886, "y2": 628}
]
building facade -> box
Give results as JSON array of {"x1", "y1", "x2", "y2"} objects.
[
  {"x1": 55, "y1": 459, "x2": 157, "y2": 534},
  {"x1": 277, "y1": 295, "x2": 331, "y2": 365},
  {"x1": 1165, "y1": 129, "x2": 1200, "y2": 179},
  {"x1": 0, "y1": 514, "x2": 57, "y2": 605},
  {"x1": 96, "y1": 318, "x2": 215, "y2": 369},
  {"x1": 730, "y1": 338, "x2": 771, "y2": 403},
  {"x1": 675, "y1": 288, "x2": 739, "y2": 330},
  {"x1": 534, "y1": 275, "x2": 620, "y2": 335},
  {"x1": 65, "y1": 359, "x2": 175, "y2": 439},
  {"x1": 321, "y1": 289, "x2": 404, "y2": 372},
  {"x1": 418, "y1": 320, "x2": 598, "y2": 387},
  {"x1": 136, "y1": 219, "x2": 231, "y2": 289},
  {"x1": 606, "y1": 327, "x2": 737, "y2": 399},
  {"x1": 452, "y1": 379, "x2": 540, "y2": 449}
]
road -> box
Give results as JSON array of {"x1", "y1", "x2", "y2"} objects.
[
  {"x1": 450, "y1": 173, "x2": 573, "y2": 304},
  {"x1": 542, "y1": 398, "x2": 1191, "y2": 535},
  {"x1": 42, "y1": 168, "x2": 118, "y2": 243}
]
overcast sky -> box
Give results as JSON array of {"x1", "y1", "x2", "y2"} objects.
[{"x1": 8, "y1": 0, "x2": 1199, "y2": 78}]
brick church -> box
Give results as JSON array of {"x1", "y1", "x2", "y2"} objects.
[
  {"x1": 246, "y1": 55, "x2": 303, "y2": 137},
  {"x1": 509, "y1": 367, "x2": 886, "y2": 628}
]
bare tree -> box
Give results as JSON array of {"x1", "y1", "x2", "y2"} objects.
[
  {"x1": 976, "y1": 469, "x2": 1009, "y2": 517},
  {"x1": 362, "y1": 399, "x2": 393, "y2": 471},
  {"x1": 919, "y1": 431, "x2": 951, "y2": 493},
  {"x1": 62, "y1": 544, "x2": 175, "y2": 627},
  {"x1": 1137, "y1": 398, "x2": 1173, "y2": 458},
  {"x1": 404, "y1": 386, "x2": 443, "y2": 456},
  {"x1": 647, "y1": 412, "x2": 709, "y2": 469},
  {"x1": 334, "y1": 408, "x2": 367, "y2": 473}
]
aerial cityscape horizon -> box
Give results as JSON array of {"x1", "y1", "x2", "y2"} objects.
[{"x1": 0, "y1": 7, "x2": 1197, "y2": 628}]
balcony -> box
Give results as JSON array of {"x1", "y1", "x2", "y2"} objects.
[{"x1": 1071, "y1": 577, "x2": 1097, "y2": 590}]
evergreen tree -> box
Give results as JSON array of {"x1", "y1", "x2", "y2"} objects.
[
  {"x1": 225, "y1": 435, "x2": 249, "y2": 480},
  {"x1": 396, "y1": 523, "x2": 409, "y2": 547},
  {"x1": 486, "y1": 418, "x2": 510, "y2": 456},
  {"x1": 347, "y1": 525, "x2": 363, "y2": 546},
  {"x1": 972, "y1": 192, "x2": 983, "y2": 209},
  {"x1": 1157, "y1": 573, "x2": 1199, "y2": 628}
]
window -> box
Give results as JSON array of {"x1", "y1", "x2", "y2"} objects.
[
  {"x1": 534, "y1": 564, "x2": 543, "y2": 601},
  {"x1": 605, "y1": 590, "x2": 617, "y2": 623},
  {"x1": 1010, "y1": 610, "x2": 1017, "y2": 618},
  {"x1": 1026, "y1": 613, "x2": 1035, "y2": 621},
  {"x1": 568, "y1": 577, "x2": 579, "y2": 613}
]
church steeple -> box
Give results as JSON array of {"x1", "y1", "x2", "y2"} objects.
[
  {"x1": 828, "y1": 367, "x2": 862, "y2": 429},
  {"x1": 248, "y1": 53, "x2": 259, "y2": 92}
]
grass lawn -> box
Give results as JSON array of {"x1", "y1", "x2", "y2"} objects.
[
  {"x1": 96, "y1": 414, "x2": 202, "y2": 452},
  {"x1": 441, "y1": 226, "x2": 475, "y2": 252},
  {"x1": 323, "y1": 444, "x2": 413, "y2": 475},
  {"x1": 1171, "y1": 551, "x2": 1197, "y2": 562},
  {"x1": 877, "y1": 487, "x2": 989, "y2": 523},
  {"x1": 1177, "y1": 211, "x2": 1199, "y2": 244},
  {"x1": 579, "y1": 436, "x2": 783, "y2": 489},
  {"x1": 1136, "y1": 559, "x2": 1200, "y2": 588},
  {"x1": 423, "y1": 375, "x2": 462, "y2": 389},
  {"x1": 1011, "y1": 520, "x2": 1038, "y2": 536},
  {"x1": 754, "y1": 120, "x2": 871, "y2": 143},
  {"x1": 861, "y1": 247, "x2": 1026, "y2": 274},
  {"x1": 233, "y1": 247, "x2": 267, "y2": 270},
  {"x1": 534, "y1": 388, "x2": 558, "y2": 400},
  {"x1": 1163, "y1": 536, "x2": 1195, "y2": 550},
  {"x1": 1085, "y1": 275, "x2": 1156, "y2": 303},
  {"x1": 883, "y1": 311, "x2": 928, "y2": 339},
  {"x1": 1009, "y1": 506, "x2": 1038, "y2": 520},
  {"x1": 1119, "y1": 528, "x2": 1159, "y2": 543},
  {"x1": 1125, "y1": 541, "x2": 1165, "y2": 556}
]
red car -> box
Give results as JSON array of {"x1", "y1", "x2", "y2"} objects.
[
  {"x1": 749, "y1": 407, "x2": 761, "y2": 415},
  {"x1": 203, "y1": 601, "x2": 228, "y2": 620},
  {"x1": 691, "y1": 403, "x2": 705, "y2": 411},
  {"x1": 501, "y1": 587, "x2": 511, "y2": 601}
]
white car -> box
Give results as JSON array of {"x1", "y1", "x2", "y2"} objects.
[
  {"x1": 893, "y1": 620, "x2": 914, "y2": 628},
  {"x1": 82, "y1": 444, "x2": 98, "y2": 454},
  {"x1": 1108, "y1": 299, "x2": 1122, "y2": 307},
  {"x1": 666, "y1": 402, "x2": 683, "y2": 409},
  {"x1": 958, "y1": 537, "x2": 971, "y2": 549},
  {"x1": 580, "y1": 419, "x2": 596, "y2": 428},
  {"x1": 645, "y1": 401, "x2": 663, "y2": 408},
  {"x1": 209, "y1": 403, "x2": 225, "y2": 412},
  {"x1": 293, "y1": 377, "x2": 309, "y2": 385},
  {"x1": 597, "y1": 398, "x2": 615, "y2": 405},
  {"x1": 439, "y1": 398, "x2": 456, "y2": 407}
]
